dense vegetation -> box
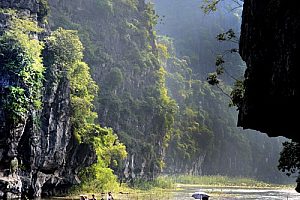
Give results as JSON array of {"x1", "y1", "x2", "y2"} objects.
[
  {"x1": 1, "y1": 0, "x2": 294, "y2": 196},
  {"x1": 43, "y1": 27, "x2": 127, "y2": 191},
  {"x1": 47, "y1": 0, "x2": 292, "y2": 188},
  {"x1": 0, "y1": 6, "x2": 127, "y2": 193},
  {"x1": 0, "y1": 8, "x2": 44, "y2": 124},
  {"x1": 153, "y1": 0, "x2": 290, "y2": 183},
  {"x1": 202, "y1": 0, "x2": 300, "y2": 187},
  {"x1": 48, "y1": 0, "x2": 178, "y2": 187},
  {"x1": 278, "y1": 141, "x2": 300, "y2": 185},
  {"x1": 167, "y1": 175, "x2": 291, "y2": 188},
  {"x1": 156, "y1": 35, "x2": 287, "y2": 182}
]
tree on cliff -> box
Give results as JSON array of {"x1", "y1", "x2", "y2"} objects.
[
  {"x1": 45, "y1": 28, "x2": 128, "y2": 191},
  {"x1": 278, "y1": 142, "x2": 300, "y2": 192}
]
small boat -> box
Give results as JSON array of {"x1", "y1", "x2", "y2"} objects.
[
  {"x1": 79, "y1": 194, "x2": 88, "y2": 200},
  {"x1": 192, "y1": 191, "x2": 210, "y2": 200}
]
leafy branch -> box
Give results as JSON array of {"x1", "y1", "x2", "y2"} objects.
[
  {"x1": 216, "y1": 29, "x2": 239, "y2": 43},
  {"x1": 278, "y1": 141, "x2": 300, "y2": 177},
  {"x1": 206, "y1": 29, "x2": 244, "y2": 109},
  {"x1": 201, "y1": 0, "x2": 243, "y2": 14}
]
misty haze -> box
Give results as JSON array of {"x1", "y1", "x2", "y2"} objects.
[{"x1": 1, "y1": 0, "x2": 299, "y2": 199}]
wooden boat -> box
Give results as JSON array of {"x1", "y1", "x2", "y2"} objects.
[
  {"x1": 192, "y1": 191, "x2": 210, "y2": 200},
  {"x1": 79, "y1": 194, "x2": 88, "y2": 200}
]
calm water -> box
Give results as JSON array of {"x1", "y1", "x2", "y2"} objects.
[
  {"x1": 43, "y1": 185, "x2": 300, "y2": 200},
  {"x1": 171, "y1": 186, "x2": 300, "y2": 200}
]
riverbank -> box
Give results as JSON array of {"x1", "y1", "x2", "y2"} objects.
[
  {"x1": 165, "y1": 175, "x2": 295, "y2": 189},
  {"x1": 47, "y1": 186, "x2": 300, "y2": 200},
  {"x1": 52, "y1": 175, "x2": 296, "y2": 199}
]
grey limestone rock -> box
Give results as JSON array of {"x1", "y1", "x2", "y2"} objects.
[{"x1": 0, "y1": 1, "x2": 96, "y2": 198}]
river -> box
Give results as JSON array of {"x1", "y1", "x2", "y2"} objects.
[
  {"x1": 43, "y1": 185, "x2": 300, "y2": 200},
  {"x1": 170, "y1": 185, "x2": 300, "y2": 200}
]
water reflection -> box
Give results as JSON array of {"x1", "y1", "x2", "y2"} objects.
[
  {"x1": 174, "y1": 186, "x2": 300, "y2": 200},
  {"x1": 42, "y1": 186, "x2": 300, "y2": 200}
]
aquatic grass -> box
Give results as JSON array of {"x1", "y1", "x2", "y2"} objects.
[
  {"x1": 67, "y1": 175, "x2": 294, "y2": 199},
  {"x1": 132, "y1": 176, "x2": 176, "y2": 190},
  {"x1": 165, "y1": 175, "x2": 294, "y2": 188}
]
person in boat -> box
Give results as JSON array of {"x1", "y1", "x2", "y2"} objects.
[
  {"x1": 100, "y1": 192, "x2": 105, "y2": 200},
  {"x1": 90, "y1": 194, "x2": 97, "y2": 200},
  {"x1": 192, "y1": 191, "x2": 210, "y2": 200},
  {"x1": 80, "y1": 195, "x2": 88, "y2": 200},
  {"x1": 107, "y1": 192, "x2": 114, "y2": 200}
]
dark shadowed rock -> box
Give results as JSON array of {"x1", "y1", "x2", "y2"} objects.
[{"x1": 239, "y1": 0, "x2": 300, "y2": 141}]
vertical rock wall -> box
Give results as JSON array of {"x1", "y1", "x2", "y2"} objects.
[
  {"x1": 0, "y1": 1, "x2": 96, "y2": 198},
  {"x1": 239, "y1": 0, "x2": 300, "y2": 141},
  {"x1": 48, "y1": 0, "x2": 172, "y2": 182}
]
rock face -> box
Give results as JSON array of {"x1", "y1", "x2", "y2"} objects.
[
  {"x1": 238, "y1": 0, "x2": 300, "y2": 141},
  {"x1": 0, "y1": 0, "x2": 96, "y2": 198},
  {"x1": 48, "y1": 0, "x2": 174, "y2": 182},
  {"x1": 0, "y1": 0, "x2": 39, "y2": 13}
]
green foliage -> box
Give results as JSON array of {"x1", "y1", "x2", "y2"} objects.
[
  {"x1": 132, "y1": 176, "x2": 175, "y2": 190},
  {"x1": 168, "y1": 175, "x2": 284, "y2": 188},
  {"x1": 88, "y1": 6, "x2": 177, "y2": 177},
  {"x1": 201, "y1": 0, "x2": 222, "y2": 13},
  {"x1": 201, "y1": 0, "x2": 243, "y2": 14},
  {"x1": 158, "y1": 35, "x2": 275, "y2": 179},
  {"x1": 45, "y1": 27, "x2": 127, "y2": 191},
  {"x1": 69, "y1": 62, "x2": 99, "y2": 140},
  {"x1": 278, "y1": 141, "x2": 300, "y2": 177},
  {"x1": 145, "y1": 2, "x2": 159, "y2": 28},
  {"x1": 78, "y1": 126, "x2": 127, "y2": 192},
  {"x1": 154, "y1": 0, "x2": 287, "y2": 183},
  {"x1": 229, "y1": 79, "x2": 244, "y2": 108},
  {"x1": 216, "y1": 66, "x2": 224, "y2": 75},
  {"x1": 207, "y1": 72, "x2": 220, "y2": 85},
  {"x1": 37, "y1": 0, "x2": 50, "y2": 23},
  {"x1": 92, "y1": 127, "x2": 127, "y2": 167},
  {"x1": 45, "y1": 28, "x2": 83, "y2": 67},
  {"x1": 157, "y1": 36, "x2": 215, "y2": 172},
  {"x1": 3, "y1": 87, "x2": 29, "y2": 121},
  {"x1": 0, "y1": 9, "x2": 44, "y2": 123},
  {"x1": 206, "y1": 29, "x2": 243, "y2": 108},
  {"x1": 216, "y1": 29, "x2": 237, "y2": 42},
  {"x1": 103, "y1": 67, "x2": 124, "y2": 90},
  {"x1": 154, "y1": 67, "x2": 178, "y2": 147},
  {"x1": 95, "y1": 0, "x2": 114, "y2": 14},
  {"x1": 215, "y1": 55, "x2": 225, "y2": 66},
  {"x1": 45, "y1": 28, "x2": 94, "y2": 141},
  {"x1": 123, "y1": 0, "x2": 139, "y2": 10},
  {"x1": 77, "y1": 167, "x2": 118, "y2": 193},
  {"x1": 157, "y1": 43, "x2": 170, "y2": 62}
]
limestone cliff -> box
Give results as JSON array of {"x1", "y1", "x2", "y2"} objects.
[
  {"x1": 48, "y1": 0, "x2": 176, "y2": 182},
  {"x1": 0, "y1": 1, "x2": 96, "y2": 198},
  {"x1": 238, "y1": 0, "x2": 300, "y2": 141}
]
